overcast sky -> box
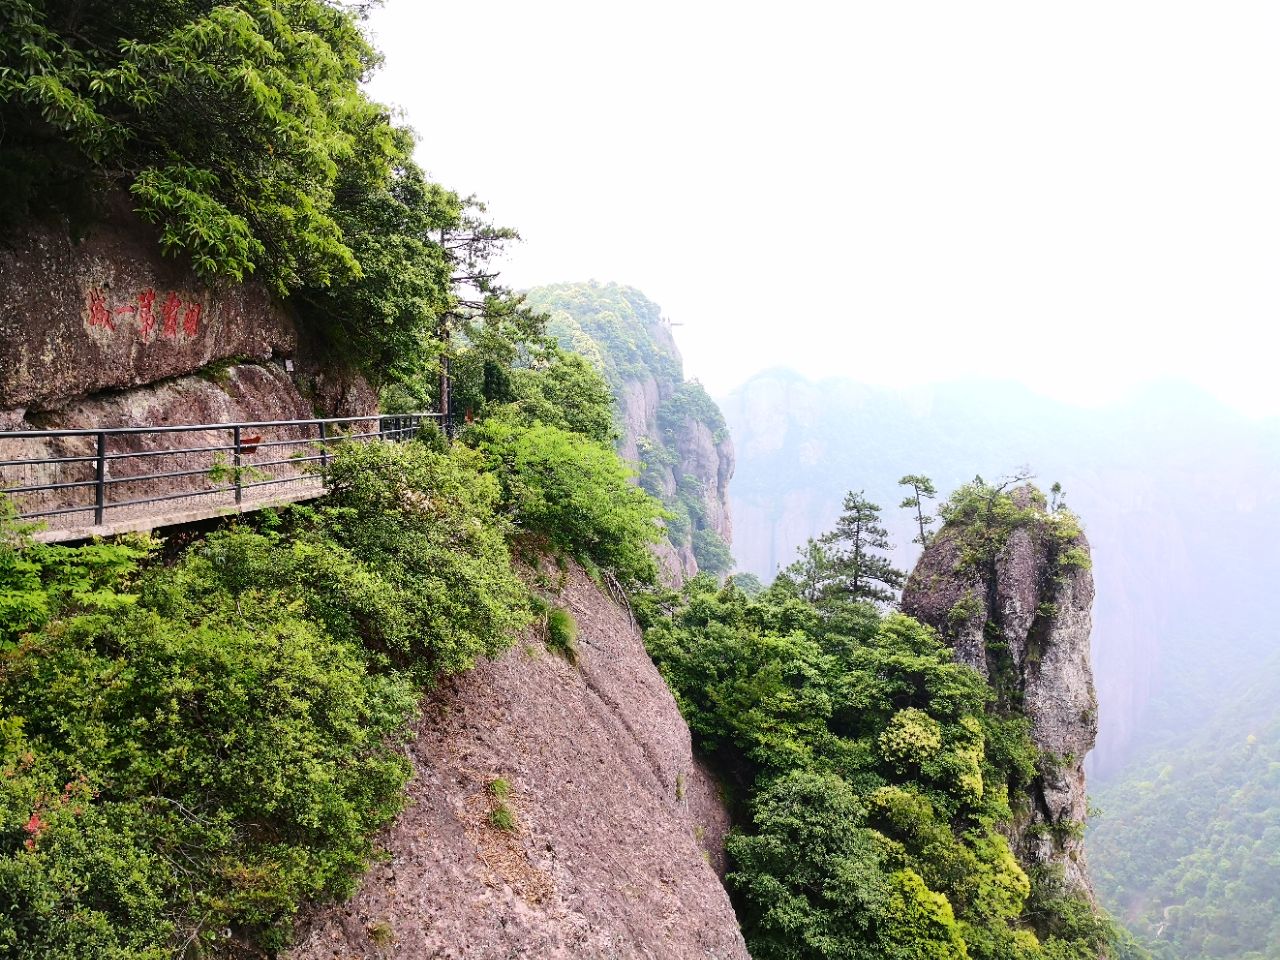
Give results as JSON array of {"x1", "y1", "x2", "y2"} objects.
[{"x1": 364, "y1": 1, "x2": 1280, "y2": 415}]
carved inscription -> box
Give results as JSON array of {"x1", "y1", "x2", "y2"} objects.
[{"x1": 84, "y1": 287, "x2": 204, "y2": 340}]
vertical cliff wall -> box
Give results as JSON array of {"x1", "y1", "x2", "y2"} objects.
[
  {"x1": 902, "y1": 486, "x2": 1099, "y2": 897},
  {"x1": 524, "y1": 282, "x2": 734, "y2": 583}
]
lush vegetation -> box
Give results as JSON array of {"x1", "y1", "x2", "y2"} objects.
[
  {"x1": 0, "y1": 378, "x2": 663, "y2": 955},
  {"x1": 1090, "y1": 654, "x2": 1280, "y2": 960},
  {"x1": 0, "y1": 0, "x2": 531, "y2": 385},
  {"x1": 0, "y1": 440, "x2": 518, "y2": 956},
  {"x1": 641, "y1": 485, "x2": 1132, "y2": 960},
  {"x1": 524, "y1": 281, "x2": 734, "y2": 577},
  {"x1": 1, "y1": 18, "x2": 672, "y2": 954}
]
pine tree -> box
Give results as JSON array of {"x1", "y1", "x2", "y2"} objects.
[
  {"x1": 778, "y1": 537, "x2": 843, "y2": 604},
  {"x1": 898, "y1": 474, "x2": 938, "y2": 546},
  {"x1": 821, "y1": 490, "x2": 905, "y2": 606}
]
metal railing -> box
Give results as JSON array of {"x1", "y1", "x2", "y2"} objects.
[{"x1": 0, "y1": 412, "x2": 447, "y2": 532}]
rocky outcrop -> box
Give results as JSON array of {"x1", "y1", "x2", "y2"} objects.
[
  {"x1": 0, "y1": 204, "x2": 375, "y2": 422},
  {"x1": 287, "y1": 561, "x2": 748, "y2": 960},
  {"x1": 616, "y1": 372, "x2": 735, "y2": 581},
  {"x1": 0, "y1": 208, "x2": 378, "y2": 530},
  {"x1": 0, "y1": 204, "x2": 296, "y2": 413},
  {"x1": 902, "y1": 487, "x2": 1099, "y2": 897},
  {"x1": 526, "y1": 282, "x2": 735, "y2": 584}
]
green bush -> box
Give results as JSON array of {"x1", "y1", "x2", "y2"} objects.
[
  {"x1": 314, "y1": 440, "x2": 530, "y2": 678},
  {"x1": 645, "y1": 569, "x2": 1129, "y2": 960},
  {"x1": 545, "y1": 607, "x2": 579, "y2": 663},
  {"x1": 0, "y1": 536, "x2": 416, "y2": 957},
  {"x1": 0, "y1": 435, "x2": 539, "y2": 956},
  {"x1": 469, "y1": 417, "x2": 664, "y2": 587},
  {"x1": 507, "y1": 348, "x2": 618, "y2": 444},
  {"x1": 728, "y1": 771, "x2": 968, "y2": 960}
]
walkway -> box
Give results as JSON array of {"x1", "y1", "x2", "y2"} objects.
[{"x1": 0, "y1": 414, "x2": 440, "y2": 543}]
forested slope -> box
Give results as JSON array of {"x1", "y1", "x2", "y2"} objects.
[
  {"x1": 1090, "y1": 655, "x2": 1280, "y2": 960},
  {"x1": 526, "y1": 282, "x2": 735, "y2": 581}
]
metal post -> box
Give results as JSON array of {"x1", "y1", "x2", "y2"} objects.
[
  {"x1": 441, "y1": 355, "x2": 453, "y2": 441},
  {"x1": 94, "y1": 431, "x2": 106, "y2": 525},
  {"x1": 233, "y1": 425, "x2": 242, "y2": 505},
  {"x1": 318, "y1": 421, "x2": 328, "y2": 468}
]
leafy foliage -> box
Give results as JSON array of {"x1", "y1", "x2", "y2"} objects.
[
  {"x1": 469, "y1": 415, "x2": 664, "y2": 587},
  {"x1": 1, "y1": 0, "x2": 389, "y2": 291},
  {"x1": 0, "y1": 436, "x2": 538, "y2": 957},
  {"x1": 644, "y1": 522, "x2": 1126, "y2": 960},
  {"x1": 505, "y1": 347, "x2": 618, "y2": 445}
]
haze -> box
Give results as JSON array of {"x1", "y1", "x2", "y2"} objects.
[{"x1": 366, "y1": 0, "x2": 1280, "y2": 415}]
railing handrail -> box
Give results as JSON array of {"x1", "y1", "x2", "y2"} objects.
[
  {"x1": 0, "y1": 412, "x2": 441, "y2": 440},
  {"x1": 0, "y1": 411, "x2": 449, "y2": 535}
]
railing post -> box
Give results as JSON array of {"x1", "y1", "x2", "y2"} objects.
[
  {"x1": 318, "y1": 420, "x2": 328, "y2": 469},
  {"x1": 94, "y1": 431, "x2": 106, "y2": 525},
  {"x1": 440, "y1": 354, "x2": 453, "y2": 442},
  {"x1": 233, "y1": 425, "x2": 242, "y2": 505}
]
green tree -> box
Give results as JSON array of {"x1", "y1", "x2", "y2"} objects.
[
  {"x1": 821, "y1": 490, "x2": 905, "y2": 605},
  {"x1": 0, "y1": 0, "x2": 395, "y2": 292},
  {"x1": 776, "y1": 537, "x2": 842, "y2": 605},
  {"x1": 898, "y1": 474, "x2": 938, "y2": 546},
  {"x1": 728, "y1": 771, "x2": 968, "y2": 960}
]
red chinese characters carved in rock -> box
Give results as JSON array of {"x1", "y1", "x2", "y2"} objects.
[
  {"x1": 86, "y1": 288, "x2": 114, "y2": 331},
  {"x1": 85, "y1": 287, "x2": 203, "y2": 340},
  {"x1": 161, "y1": 291, "x2": 182, "y2": 338}
]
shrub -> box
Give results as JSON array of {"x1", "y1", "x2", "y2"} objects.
[
  {"x1": 546, "y1": 607, "x2": 579, "y2": 663},
  {"x1": 727, "y1": 771, "x2": 968, "y2": 960},
  {"x1": 0, "y1": 580, "x2": 416, "y2": 956},
  {"x1": 469, "y1": 417, "x2": 664, "y2": 587},
  {"x1": 314, "y1": 440, "x2": 531, "y2": 679},
  {"x1": 488, "y1": 805, "x2": 517, "y2": 832},
  {"x1": 507, "y1": 348, "x2": 618, "y2": 444}
]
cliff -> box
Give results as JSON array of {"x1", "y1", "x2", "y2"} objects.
[
  {"x1": 901, "y1": 485, "x2": 1099, "y2": 897},
  {"x1": 287, "y1": 560, "x2": 748, "y2": 960},
  {"x1": 524, "y1": 282, "x2": 734, "y2": 583},
  {"x1": 0, "y1": 205, "x2": 376, "y2": 429}
]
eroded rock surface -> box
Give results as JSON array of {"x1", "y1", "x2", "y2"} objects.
[
  {"x1": 0, "y1": 204, "x2": 296, "y2": 411},
  {"x1": 902, "y1": 488, "x2": 1099, "y2": 896},
  {"x1": 288, "y1": 562, "x2": 747, "y2": 960}
]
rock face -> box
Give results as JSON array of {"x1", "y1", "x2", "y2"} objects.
[
  {"x1": 616, "y1": 363, "x2": 735, "y2": 581},
  {"x1": 902, "y1": 487, "x2": 1099, "y2": 896},
  {"x1": 0, "y1": 204, "x2": 297, "y2": 413},
  {"x1": 0, "y1": 209, "x2": 377, "y2": 526},
  {"x1": 524, "y1": 282, "x2": 734, "y2": 584},
  {"x1": 288, "y1": 561, "x2": 748, "y2": 960}
]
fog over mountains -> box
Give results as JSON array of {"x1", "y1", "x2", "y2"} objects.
[{"x1": 719, "y1": 369, "x2": 1280, "y2": 777}]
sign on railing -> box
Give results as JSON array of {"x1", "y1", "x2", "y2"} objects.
[{"x1": 0, "y1": 413, "x2": 446, "y2": 535}]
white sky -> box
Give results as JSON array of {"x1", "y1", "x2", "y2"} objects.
[{"x1": 364, "y1": 1, "x2": 1280, "y2": 415}]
